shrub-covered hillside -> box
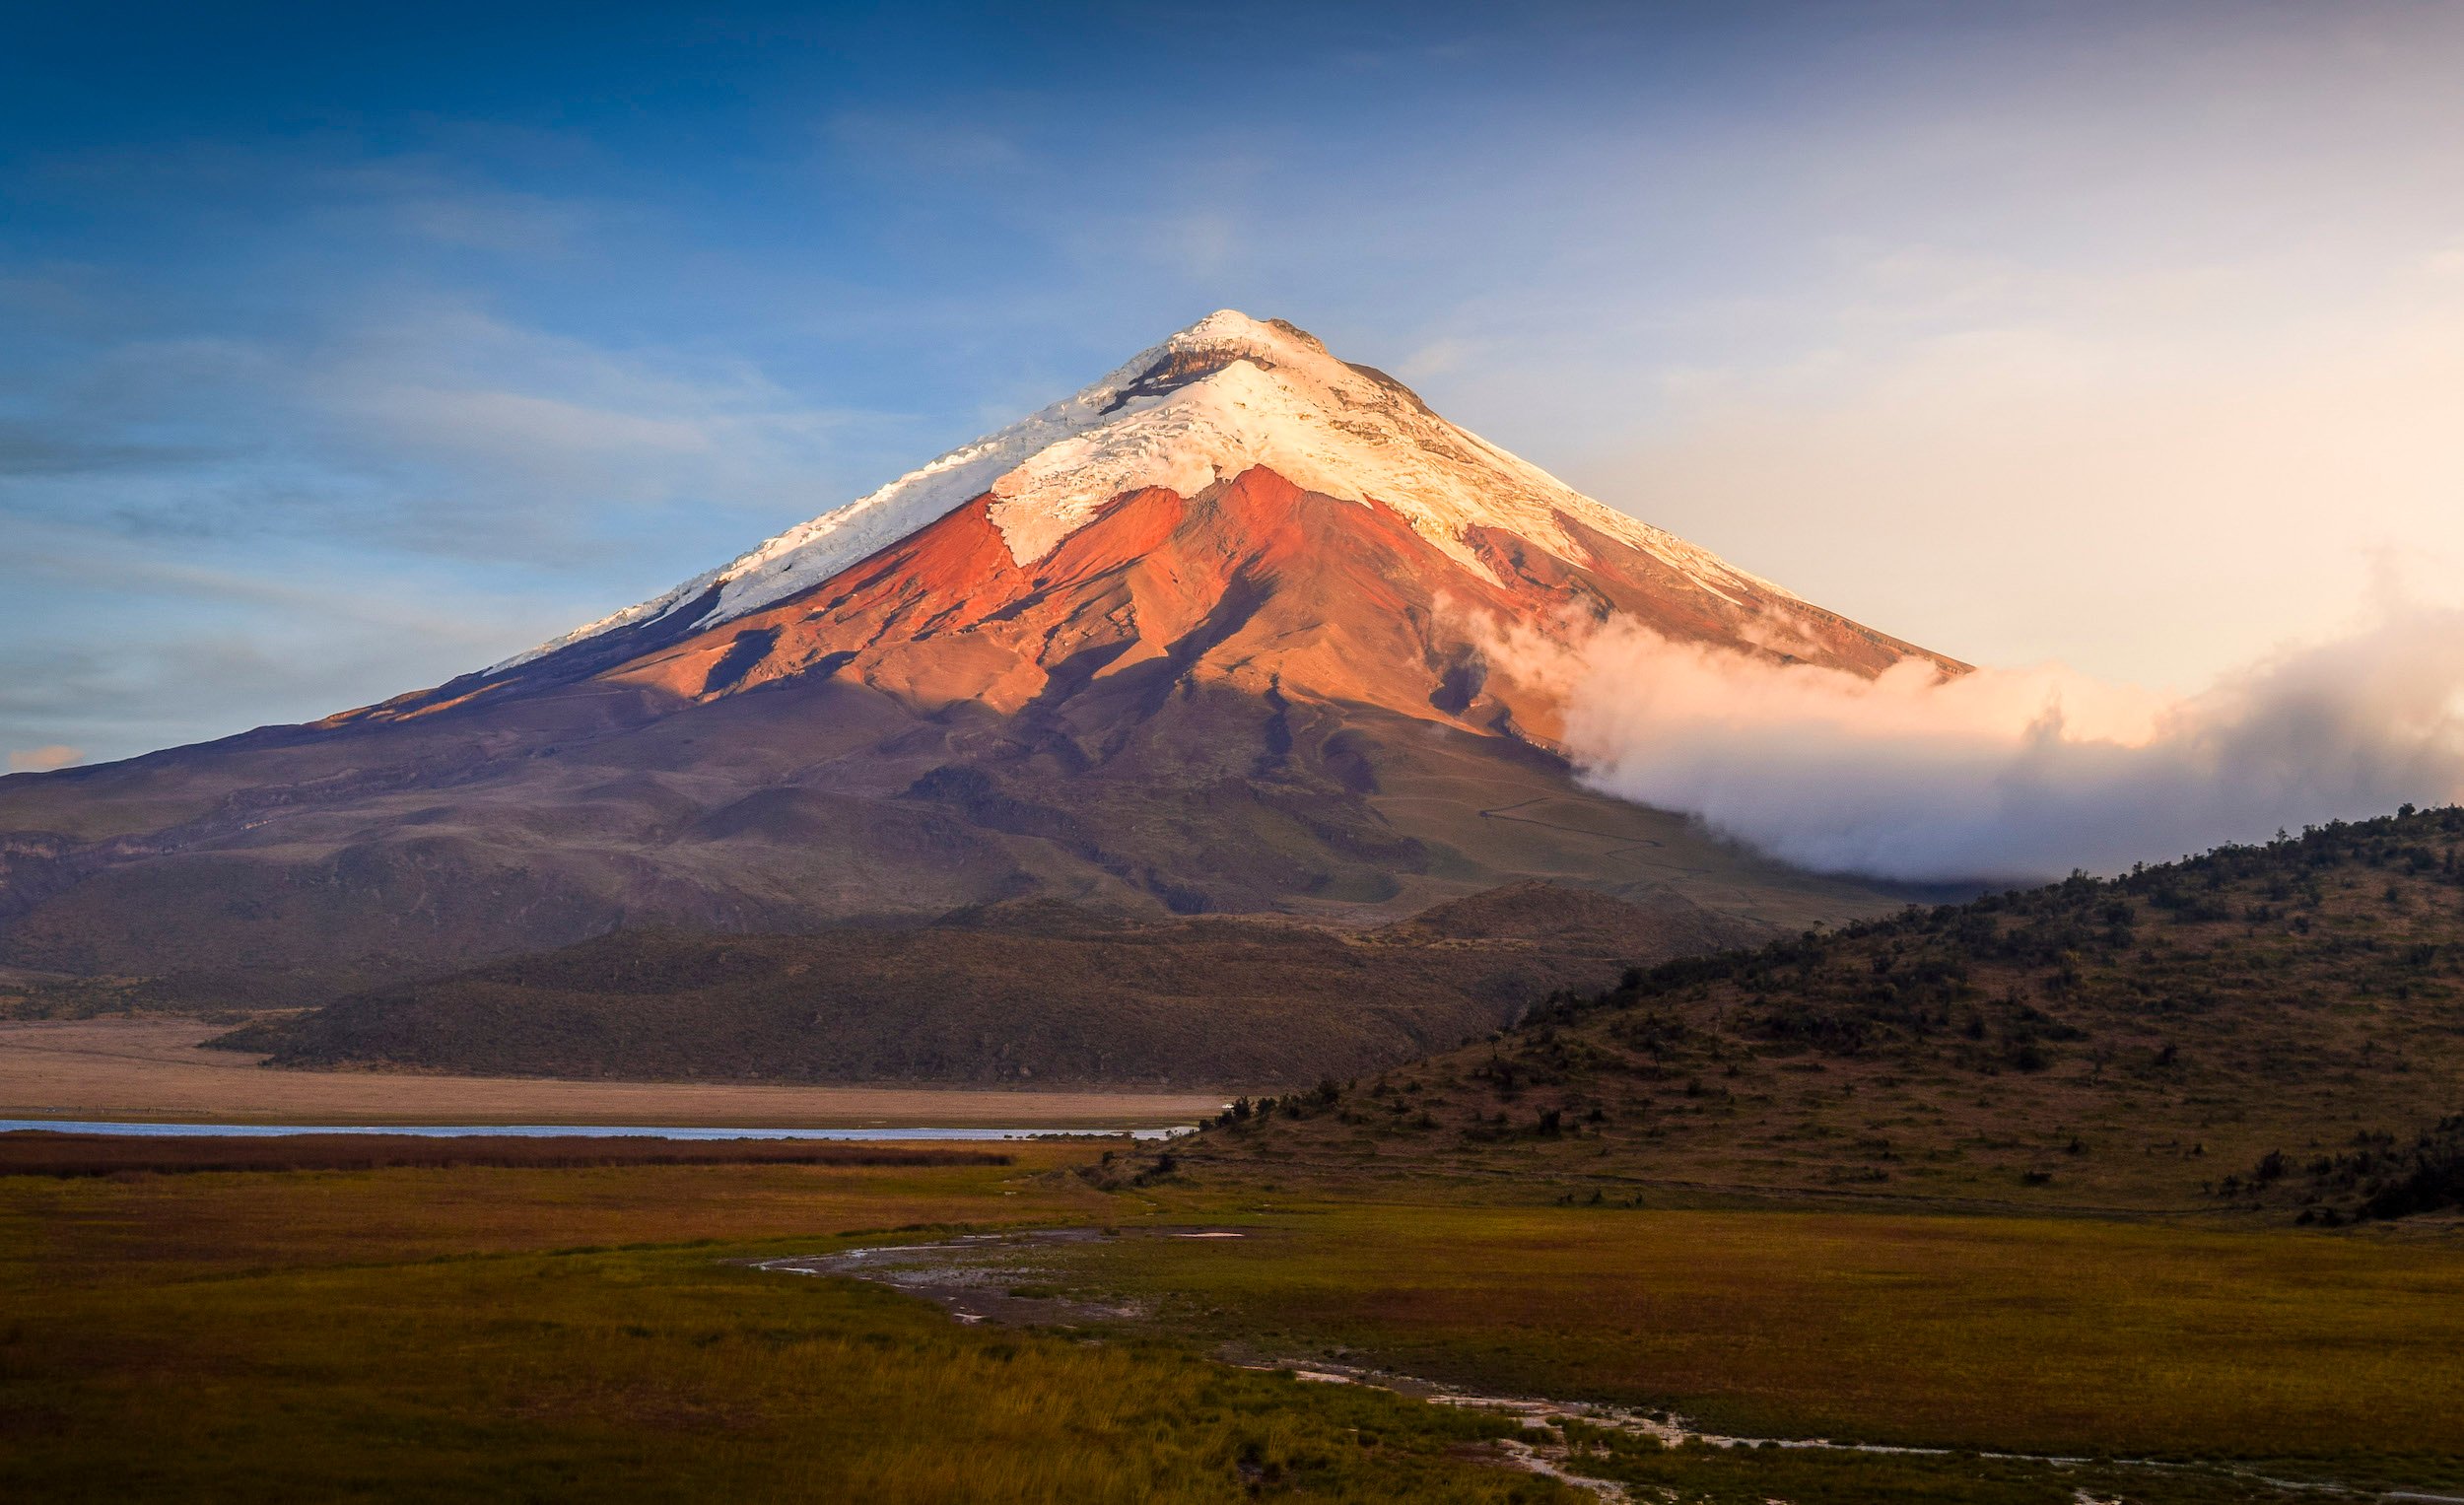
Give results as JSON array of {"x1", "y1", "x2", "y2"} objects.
[{"x1": 1176, "y1": 806, "x2": 2464, "y2": 1218}]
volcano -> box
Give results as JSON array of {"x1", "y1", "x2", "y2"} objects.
[{"x1": 0, "y1": 313, "x2": 1950, "y2": 990}]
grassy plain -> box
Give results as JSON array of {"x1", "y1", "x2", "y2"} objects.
[
  {"x1": 0, "y1": 1147, "x2": 1559, "y2": 1504},
  {"x1": 1036, "y1": 1196, "x2": 2464, "y2": 1482},
  {"x1": 6, "y1": 1138, "x2": 2464, "y2": 1501}
]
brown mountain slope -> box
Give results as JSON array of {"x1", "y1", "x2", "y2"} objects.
[
  {"x1": 216, "y1": 883, "x2": 1765, "y2": 1089},
  {"x1": 1164, "y1": 806, "x2": 2464, "y2": 1219},
  {"x1": 0, "y1": 673, "x2": 1902, "y2": 980}
]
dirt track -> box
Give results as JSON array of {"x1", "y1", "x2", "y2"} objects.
[{"x1": 0, "y1": 1018, "x2": 1225, "y2": 1129}]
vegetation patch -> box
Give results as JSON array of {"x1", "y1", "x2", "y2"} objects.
[
  {"x1": 1174, "y1": 806, "x2": 2464, "y2": 1213},
  {"x1": 2236, "y1": 1113, "x2": 2464, "y2": 1225},
  {"x1": 212, "y1": 882, "x2": 1754, "y2": 1089}
]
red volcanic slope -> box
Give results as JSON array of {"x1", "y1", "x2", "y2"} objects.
[{"x1": 356, "y1": 463, "x2": 1936, "y2": 753}]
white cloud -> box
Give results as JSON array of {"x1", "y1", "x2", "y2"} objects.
[
  {"x1": 1472, "y1": 599, "x2": 2464, "y2": 885},
  {"x1": 1395, "y1": 336, "x2": 1472, "y2": 381},
  {"x1": 311, "y1": 304, "x2": 861, "y2": 513}
]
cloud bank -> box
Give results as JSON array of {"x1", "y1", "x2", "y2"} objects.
[
  {"x1": 6, "y1": 745, "x2": 84, "y2": 774},
  {"x1": 1478, "y1": 605, "x2": 2464, "y2": 886}
]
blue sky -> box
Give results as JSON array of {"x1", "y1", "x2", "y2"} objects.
[{"x1": 6, "y1": 1, "x2": 2463, "y2": 768}]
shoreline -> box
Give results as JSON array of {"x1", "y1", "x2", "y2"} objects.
[{"x1": 0, "y1": 1017, "x2": 1226, "y2": 1130}]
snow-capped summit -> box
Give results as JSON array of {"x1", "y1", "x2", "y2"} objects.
[
  {"x1": 497, "y1": 311, "x2": 1783, "y2": 671},
  {"x1": 3, "y1": 311, "x2": 1955, "y2": 984}
]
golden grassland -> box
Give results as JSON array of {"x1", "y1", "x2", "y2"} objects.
[
  {"x1": 0, "y1": 1149, "x2": 1560, "y2": 1504},
  {"x1": 0, "y1": 1129, "x2": 1012, "y2": 1176},
  {"x1": 2, "y1": 1251, "x2": 1559, "y2": 1503},
  {"x1": 1035, "y1": 1194, "x2": 2464, "y2": 1477},
  {"x1": 0, "y1": 1143, "x2": 1107, "y2": 1277},
  {"x1": 0, "y1": 1015, "x2": 1224, "y2": 1127},
  {"x1": 5, "y1": 1138, "x2": 2463, "y2": 1501}
]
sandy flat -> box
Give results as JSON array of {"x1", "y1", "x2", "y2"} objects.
[{"x1": 0, "y1": 1017, "x2": 1226, "y2": 1129}]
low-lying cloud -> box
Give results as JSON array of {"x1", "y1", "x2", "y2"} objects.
[
  {"x1": 1475, "y1": 604, "x2": 2464, "y2": 886},
  {"x1": 6, "y1": 744, "x2": 84, "y2": 774}
]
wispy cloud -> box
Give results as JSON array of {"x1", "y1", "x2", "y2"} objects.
[
  {"x1": 312, "y1": 304, "x2": 864, "y2": 528},
  {"x1": 822, "y1": 112, "x2": 1028, "y2": 176},
  {"x1": 0, "y1": 517, "x2": 589, "y2": 759},
  {"x1": 0, "y1": 294, "x2": 868, "y2": 561}
]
